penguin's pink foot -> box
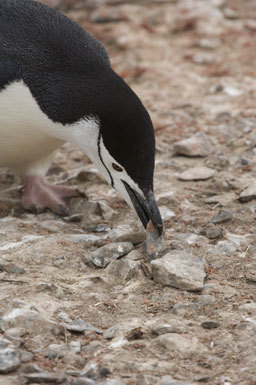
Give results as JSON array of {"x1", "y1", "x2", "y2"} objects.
[{"x1": 21, "y1": 175, "x2": 84, "y2": 216}]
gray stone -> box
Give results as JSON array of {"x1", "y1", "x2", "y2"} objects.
[
  {"x1": 239, "y1": 303, "x2": 256, "y2": 314},
  {"x1": 105, "y1": 259, "x2": 142, "y2": 283},
  {"x1": 19, "y1": 350, "x2": 34, "y2": 363},
  {"x1": 73, "y1": 378, "x2": 96, "y2": 385},
  {"x1": 88, "y1": 242, "x2": 134, "y2": 268},
  {"x1": 65, "y1": 319, "x2": 103, "y2": 334},
  {"x1": 152, "y1": 323, "x2": 186, "y2": 335},
  {"x1": 48, "y1": 344, "x2": 67, "y2": 359},
  {"x1": 151, "y1": 251, "x2": 206, "y2": 291},
  {"x1": 197, "y1": 295, "x2": 216, "y2": 304},
  {"x1": 204, "y1": 223, "x2": 222, "y2": 239},
  {"x1": 216, "y1": 241, "x2": 237, "y2": 255},
  {"x1": 159, "y1": 206, "x2": 176, "y2": 221},
  {"x1": 62, "y1": 352, "x2": 86, "y2": 367},
  {"x1": 210, "y1": 210, "x2": 232, "y2": 224},
  {"x1": 103, "y1": 326, "x2": 119, "y2": 340},
  {"x1": 80, "y1": 361, "x2": 111, "y2": 380},
  {"x1": 201, "y1": 320, "x2": 220, "y2": 329},
  {"x1": 23, "y1": 371, "x2": 66, "y2": 383},
  {"x1": 156, "y1": 333, "x2": 207, "y2": 357},
  {"x1": 0, "y1": 308, "x2": 65, "y2": 336},
  {"x1": 173, "y1": 132, "x2": 213, "y2": 157},
  {"x1": 239, "y1": 181, "x2": 256, "y2": 202},
  {"x1": 0, "y1": 263, "x2": 25, "y2": 274},
  {"x1": 70, "y1": 199, "x2": 101, "y2": 216},
  {"x1": 178, "y1": 167, "x2": 216, "y2": 181},
  {"x1": 0, "y1": 348, "x2": 20, "y2": 373},
  {"x1": 69, "y1": 341, "x2": 81, "y2": 354}
]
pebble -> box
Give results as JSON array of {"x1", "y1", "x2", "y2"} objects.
[
  {"x1": 0, "y1": 348, "x2": 20, "y2": 373},
  {"x1": 151, "y1": 251, "x2": 206, "y2": 291},
  {"x1": 23, "y1": 371, "x2": 66, "y2": 384},
  {"x1": 178, "y1": 167, "x2": 217, "y2": 181},
  {"x1": 65, "y1": 319, "x2": 103, "y2": 334},
  {"x1": 156, "y1": 333, "x2": 207, "y2": 357},
  {"x1": 197, "y1": 37, "x2": 220, "y2": 49},
  {"x1": 159, "y1": 206, "x2": 176, "y2": 221},
  {"x1": 73, "y1": 378, "x2": 96, "y2": 385},
  {"x1": 88, "y1": 242, "x2": 134, "y2": 268},
  {"x1": 216, "y1": 241, "x2": 237, "y2": 255},
  {"x1": 0, "y1": 263, "x2": 25, "y2": 274},
  {"x1": 197, "y1": 295, "x2": 216, "y2": 304},
  {"x1": 151, "y1": 323, "x2": 186, "y2": 335},
  {"x1": 204, "y1": 223, "x2": 223, "y2": 239},
  {"x1": 103, "y1": 326, "x2": 119, "y2": 340},
  {"x1": 173, "y1": 132, "x2": 213, "y2": 157},
  {"x1": 48, "y1": 344, "x2": 67, "y2": 359},
  {"x1": 80, "y1": 361, "x2": 111, "y2": 380},
  {"x1": 201, "y1": 320, "x2": 220, "y2": 329},
  {"x1": 239, "y1": 181, "x2": 256, "y2": 202},
  {"x1": 204, "y1": 192, "x2": 236, "y2": 205},
  {"x1": 69, "y1": 341, "x2": 81, "y2": 354},
  {"x1": 70, "y1": 199, "x2": 101, "y2": 217},
  {"x1": 62, "y1": 352, "x2": 86, "y2": 367},
  {"x1": 105, "y1": 259, "x2": 141, "y2": 283},
  {"x1": 19, "y1": 350, "x2": 34, "y2": 363},
  {"x1": 209, "y1": 210, "x2": 232, "y2": 224},
  {"x1": 239, "y1": 303, "x2": 256, "y2": 314}
]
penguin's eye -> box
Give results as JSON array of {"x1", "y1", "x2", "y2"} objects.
[{"x1": 112, "y1": 163, "x2": 123, "y2": 172}]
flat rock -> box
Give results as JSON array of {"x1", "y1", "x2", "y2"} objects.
[
  {"x1": 151, "y1": 322, "x2": 187, "y2": 335},
  {"x1": 105, "y1": 259, "x2": 142, "y2": 284},
  {"x1": 239, "y1": 181, "x2": 256, "y2": 202},
  {"x1": 88, "y1": 242, "x2": 134, "y2": 268},
  {"x1": 156, "y1": 333, "x2": 207, "y2": 357},
  {"x1": 151, "y1": 251, "x2": 206, "y2": 291},
  {"x1": 204, "y1": 223, "x2": 223, "y2": 239},
  {"x1": 0, "y1": 348, "x2": 20, "y2": 373},
  {"x1": 173, "y1": 132, "x2": 213, "y2": 157},
  {"x1": 23, "y1": 371, "x2": 66, "y2": 384},
  {"x1": 201, "y1": 320, "x2": 220, "y2": 329},
  {"x1": 0, "y1": 308, "x2": 64, "y2": 336},
  {"x1": 178, "y1": 167, "x2": 216, "y2": 181},
  {"x1": 209, "y1": 210, "x2": 232, "y2": 224},
  {"x1": 65, "y1": 319, "x2": 103, "y2": 334},
  {"x1": 112, "y1": 230, "x2": 146, "y2": 245}
]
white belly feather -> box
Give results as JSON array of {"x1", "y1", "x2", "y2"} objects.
[{"x1": 0, "y1": 81, "x2": 64, "y2": 176}]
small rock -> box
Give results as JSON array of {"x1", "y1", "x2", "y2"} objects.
[
  {"x1": 80, "y1": 361, "x2": 111, "y2": 380},
  {"x1": 204, "y1": 223, "x2": 223, "y2": 239},
  {"x1": 151, "y1": 251, "x2": 205, "y2": 291},
  {"x1": 197, "y1": 37, "x2": 220, "y2": 49},
  {"x1": 84, "y1": 224, "x2": 111, "y2": 233},
  {"x1": 126, "y1": 327, "x2": 143, "y2": 341},
  {"x1": 72, "y1": 378, "x2": 96, "y2": 385},
  {"x1": 87, "y1": 242, "x2": 134, "y2": 268},
  {"x1": 103, "y1": 326, "x2": 119, "y2": 340},
  {"x1": 201, "y1": 320, "x2": 220, "y2": 329},
  {"x1": 0, "y1": 308, "x2": 64, "y2": 336},
  {"x1": 210, "y1": 210, "x2": 232, "y2": 224},
  {"x1": 239, "y1": 303, "x2": 256, "y2": 314},
  {"x1": 178, "y1": 167, "x2": 216, "y2": 181},
  {"x1": 239, "y1": 181, "x2": 256, "y2": 202},
  {"x1": 0, "y1": 263, "x2": 25, "y2": 274},
  {"x1": 62, "y1": 352, "x2": 86, "y2": 367},
  {"x1": 63, "y1": 214, "x2": 84, "y2": 222},
  {"x1": 216, "y1": 241, "x2": 237, "y2": 255},
  {"x1": 19, "y1": 350, "x2": 34, "y2": 363},
  {"x1": 151, "y1": 323, "x2": 186, "y2": 335},
  {"x1": 48, "y1": 344, "x2": 67, "y2": 359},
  {"x1": 159, "y1": 206, "x2": 176, "y2": 221},
  {"x1": 156, "y1": 333, "x2": 207, "y2": 357},
  {"x1": 65, "y1": 319, "x2": 103, "y2": 334},
  {"x1": 69, "y1": 341, "x2": 81, "y2": 354},
  {"x1": 197, "y1": 295, "x2": 216, "y2": 304},
  {"x1": 105, "y1": 259, "x2": 141, "y2": 283},
  {"x1": 173, "y1": 132, "x2": 213, "y2": 157},
  {"x1": 23, "y1": 371, "x2": 66, "y2": 384},
  {"x1": 0, "y1": 348, "x2": 20, "y2": 373},
  {"x1": 70, "y1": 199, "x2": 100, "y2": 216}
]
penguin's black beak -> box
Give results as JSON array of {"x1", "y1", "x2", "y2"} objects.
[{"x1": 123, "y1": 181, "x2": 163, "y2": 237}]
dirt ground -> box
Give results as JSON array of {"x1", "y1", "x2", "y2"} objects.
[{"x1": 1, "y1": 0, "x2": 256, "y2": 384}]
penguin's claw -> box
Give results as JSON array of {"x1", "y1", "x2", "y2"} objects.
[{"x1": 21, "y1": 175, "x2": 82, "y2": 216}]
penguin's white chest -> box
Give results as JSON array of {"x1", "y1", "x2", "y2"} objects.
[{"x1": 0, "y1": 81, "x2": 64, "y2": 175}]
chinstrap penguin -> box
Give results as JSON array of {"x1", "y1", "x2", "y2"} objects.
[{"x1": 0, "y1": 0, "x2": 163, "y2": 244}]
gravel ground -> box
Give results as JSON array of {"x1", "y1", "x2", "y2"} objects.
[{"x1": 0, "y1": 0, "x2": 256, "y2": 384}]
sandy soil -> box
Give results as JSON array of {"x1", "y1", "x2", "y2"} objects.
[{"x1": 0, "y1": 0, "x2": 256, "y2": 384}]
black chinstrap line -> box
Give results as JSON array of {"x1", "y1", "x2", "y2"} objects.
[{"x1": 97, "y1": 132, "x2": 114, "y2": 188}]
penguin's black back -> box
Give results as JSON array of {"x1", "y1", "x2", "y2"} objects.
[{"x1": 0, "y1": 0, "x2": 110, "y2": 75}]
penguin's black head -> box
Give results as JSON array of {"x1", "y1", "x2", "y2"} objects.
[{"x1": 95, "y1": 70, "x2": 163, "y2": 237}]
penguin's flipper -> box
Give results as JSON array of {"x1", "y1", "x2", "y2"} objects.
[{"x1": 21, "y1": 176, "x2": 84, "y2": 216}]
